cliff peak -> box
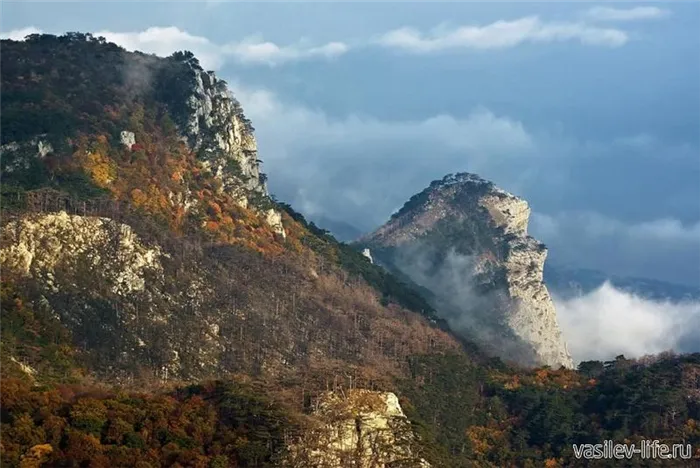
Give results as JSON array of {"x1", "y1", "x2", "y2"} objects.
[{"x1": 364, "y1": 173, "x2": 573, "y2": 369}]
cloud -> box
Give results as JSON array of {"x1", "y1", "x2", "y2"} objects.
[
  {"x1": 555, "y1": 282, "x2": 700, "y2": 363},
  {"x1": 234, "y1": 84, "x2": 533, "y2": 154},
  {"x1": 232, "y1": 83, "x2": 535, "y2": 226},
  {"x1": 531, "y1": 211, "x2": 700, "y2": 286},
  {"x1": 390, "y1": 245, "x2": 542, "y2": 366},
  {"x1": 1, "y1": 14, "x2": 636, "y2": 69},
  {"x1": 96, "y1": 27, "x2": 226, "y2": 69},
  {"x1": 583, "y1": 6, "x2": 671, "y2": 22},
  {"x1": 97, "y1": 27, "x2": 348, "y2": 68},
  {"x1": 377, "y1": 16, "x2": 628, "y2": 52},
  {"x1": 2, "y1": 26, "x2": 347, "y2": 69},
  {"x1": 0, "y1": 27, "x2": 42, "y2": 41},
  {"x1": 222, "y1": 38, "x2": 348, "y2": 66},
  {"x1": 533, "y1": 211, "x2": 700, "y2": 247}
]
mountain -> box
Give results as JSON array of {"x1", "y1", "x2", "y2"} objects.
[
  {"x1": 0, "y1": 33, "x2": 460, "y2": 467},
  {"x1": 545, "y1": 265, "x2": 700, "y2": 302},
  {"x1": 361, "y1": 173, "x2": 573, "y2": 369},
  {"x1": 3, "y1": 33, "x2": 700, "y2": 468}
]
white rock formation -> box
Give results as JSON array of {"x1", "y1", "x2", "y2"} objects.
[
  {"x1": 1, "y1": 137, "x2": 53, "y2": 173},
  {"x1": 0, "y1": 211, "x2": 163, "y2": 296},
  {"x1": 362, "y1": 248, "x2": 374, "y2": 263},
  {"x1": 287, "y1": 390, "x2": 430, "y2": 468},
  {"x1": 479, "y1": 190, "x2": 530, "y2": 235},
  {"x1": 178, "y1": 57, "x2": 285, "y2": 236},
  {"x1": 120, "y1": 130, "x2": 136, "y2": 149},
  {"x1": 37, "y1": 140, "x2": 53, "y2": 158},
  {"x1": 265, "y1": 208, "x2": 286, "y2": 238},
  {"x1": 364, "y1": 173, "x2": 574, "y2": 369},
  {"x1": 9, "y1": 356, "x2": 38, "y2": 380},
  {"x1": 0, "y1": 211, "x2": 222, "y2": 381}
]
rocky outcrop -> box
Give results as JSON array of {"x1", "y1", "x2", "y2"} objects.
[
  {"x1": 1, "y1": 211, "x2": 163, "y2": 296},
  {"x1": 182, "y1": 62, "x2": 263, "y2": 193},
  {"x1": 1, "y1": 137, "x2": 53, "y2": 174},
  {"x1": 119, "y1": 130, "x2": 135, "y2": 149},
  {"x1": 0, "y1": 211, "x2": 222, "y2": 381},
  {"x1": 175, "y1": 56, "x2": 285, "y2": 237},
  {"x1": 363, "y1": 173, "x2": 573, "y2": 369},
  {"x1": 287, "y1": 390, "x2": 430, "y2": 468}
]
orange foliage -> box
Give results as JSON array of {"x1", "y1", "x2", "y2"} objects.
[
  {"x1": 207, "y1": 201, "x2": 222, "y2": 216},
  {"x1": 81, "y1": 151, "x2": 116, "y2": 188},
  {"x1": 130, "y1": 189, "x2": 147, "y2": 207},
  {"x1": 466, "y1": 426, "x2": 506, "y2": 456}
]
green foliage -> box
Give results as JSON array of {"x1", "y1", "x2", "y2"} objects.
[
  {"x1": 0, "y1": 281, "x2": 81, "y2": 383},
  {"x1": 399, "y1": 353, "x2": 492, "y2": 466}
]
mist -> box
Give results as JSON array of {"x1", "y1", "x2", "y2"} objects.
[
  {"x1": 390, "y1": 244, "x2": 541, "y2": 366},
  {"x1": 554, "y1": 281, "x2": 700, "y2": 364}
]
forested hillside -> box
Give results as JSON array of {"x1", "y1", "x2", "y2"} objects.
[{"x1": 2, "y1": 33, "x2": 700, "y2": 467}]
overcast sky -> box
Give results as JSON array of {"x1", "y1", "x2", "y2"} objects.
[{"x1": 3, "y1": 1, "x2": 699, "y2": 286}]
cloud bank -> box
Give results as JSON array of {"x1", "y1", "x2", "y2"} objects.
[
  {"x1": 2, "y1": 9, "x2": 649, "y2": 69},
  {"x1": 555, "y1": 282, "x2": 700, "y2": 363},
  {"x1": 532, "y1": 212, "x2": 700, "y2": 286},
  {"x1": 583, "y1": 6, "x2": 671, "y2": 22},
  {"x1": 0, "y1": 26, "x2": 42, "y2": 41},
  {"x1": 232, "y1": 83, "x2": 535, "y2": 225},
  {"x1": 97, "y1": 27, "x2": 348, "y2": 69},
  {"x1": 377, "y1": 16, "x2": 628, "y2": 52}
]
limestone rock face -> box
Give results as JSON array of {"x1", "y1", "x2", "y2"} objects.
[
  {"x1": 183, "y1": 64, "x2": 263, "y2": 193},
  {"x1": 1, "y1": 211, "x2": 163, "y2": 296},
  {"x1": 0, "y1": 212, "x2": 221, "y2": 381},
  {"x1": 174, "y1": 55, "x2": 285, "y2": 236},
  {"x1": 119, "y1": 130, "x2": 135, "y2": 149},
  {"x1": 287, "y1": 390, "x2": 430, "y2": 468},
  {"x1": 363, "y1": 173, "x2": 573, "y2": 369}
]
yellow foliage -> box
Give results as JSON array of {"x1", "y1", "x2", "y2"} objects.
[
  {"x1": 82, "y1": 151, "x2": 116, "y2": 187},
  {"x1": 544, "y1": 458, "x2": 561, "y2": 468},
  {"x1": 19, "y1": 444, "x2": 53, "y2": 468}
]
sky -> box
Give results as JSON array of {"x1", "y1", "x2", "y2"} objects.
[{"x1": 2, "y1": 1, "x2": 699, "y2": 289}]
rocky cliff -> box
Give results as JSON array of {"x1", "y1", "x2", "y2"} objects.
[
  {"x1": 1, "y1": 42, "x2": 285, "y2": 238},
  {"x1": 154, "y1": 51, "x2": 286, "y2": 237},
  {"x1": 287, "y1": 390, "x2": 430, "y2": 467},
  {"x1": 363, "y1": 173, "x2": 573, "y2": 369}
]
